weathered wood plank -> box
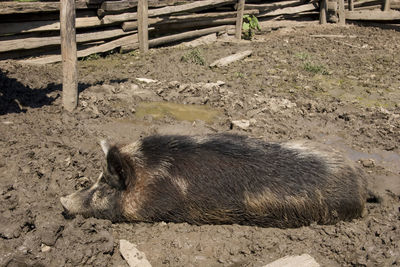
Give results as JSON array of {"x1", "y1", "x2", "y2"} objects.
[
  {"x1": 21, "y1": 25, "x2": 227, "y2": 64},
  {"x1": 102, "y1": 0, "x2": 234, "y2": 22},
  {"x1": 19, "y1": 32, "x2": 139, "y2": 65},
  {"x1": 235, "y1": 0, "x2": 245, "y2": 39},
  {"x1": 138, "y1": 0, "x2": 149, "y2": 52},
  {"x1": 320, "y1": 0, "x2": 327, "y2": 23},
  {"x1": 1, "y1": 0, "x2": 236, "y2": 36},
  {"x1": 245, "y1": 0, "x2": 304, "y2": 11},
  {"x1": 101, "y1": 0, "x2": 189, "y2": 11},
  {"x1": 0, "y1": 1, "x2": 90, "y2": 15},
  {"x1": 258, "y1": 2, "x2": 318, "y2": 17},
  {"x1": 103, "y1": 0, "x2": 200, "y2": 10},
  {"x1": 101, "y1": 0, "x2": 139, "y2": 10},
  {"x1": 0, "y1": 10, "x2": 97, "y2": 23},
  {"x1": 210, "y1": 50, "x2": 252, "y2": 67},
  {"x1": 122, "y1": 9, "x2": 258, "y2": 31},
  {"x1": 0, "y1": 28, "x2": 131, "y2": 53},
  {"x1": 101, "y1": 0, "x2": 237, "y2": 23},
  {"x1": 122, "y1": 24, "x2": 228, "y2": 52},
  {"x1": 149, "y1": 0, "x2": 236, "y2": 17},
  {"x1": 384, "y1": 0, "x2": 391, "y2": 10},
  {"x1": 149, "y1": 25, "x2": 228, "y2": 47},
  {"x1": 60, "y1": 0, "x2": 78, "y2": 112},
  {"x1": 154, "y1": 17, "x2": 236, "y2": 31},
  {"x1": 349, "y1": 0, "x2": 354, "y2": 10},
  {"x1": 345, "y1": 9, "x2": 400, "y2": 19},
  {"x1": 165, "y1": 9, "x2": 258, "y2": 23},
  {"x1": 180, "y1": 33, "x2": 217, "y2": 47},
  {"x1": 355, "y1": 4, "x2": 382, "y2": 9},
  {"x1": 0, "y1": 16, "x2": 102, "y2": 36},
  {"x1": 338, "y1": 0, "x2": 346, "y2": 24}
]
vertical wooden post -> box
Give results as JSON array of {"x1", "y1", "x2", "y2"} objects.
[
  {"x1": 235, "y1": 0, "x2": 245, "y2": 40},
  {"x1": 383, "y1": 0, "x2": 390, "y2": 11},
  {"x1": 338, "y1": 0, "x2": 345, "y2": 25},
  {"x1": 319, "y1": 0, "x2": 327, "y2": 24},
  {"x1": 349, "y1": 0, "x2": 354, "y2": 11},
  {"x1": 60, "y1": 0, "x2": 78, "y2": 112},
  {"x1": 138, "y1": 0, "x2": 149, "y2": 52}
]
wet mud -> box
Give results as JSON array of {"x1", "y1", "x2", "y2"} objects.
[{"x1": 0, "y1": 24, "x2": 399, "y2": 266}]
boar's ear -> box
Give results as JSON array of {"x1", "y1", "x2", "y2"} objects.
[
  {"x1": 105, "y1": 146, "x2": 128, "y2": 190},
  {"x1": 100, "y1": 139, "x2": 111, "y2": 156}
]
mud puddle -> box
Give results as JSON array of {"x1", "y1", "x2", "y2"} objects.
[
  {"x1": 135, "y1": 102, "x2": 221, "y2": 124},
  {"x1": 322, "y1": 135, "x2": 400, "y2": 174},
  {"x1": 322, "y1": 135, "x2": 400, "y2": 195}
]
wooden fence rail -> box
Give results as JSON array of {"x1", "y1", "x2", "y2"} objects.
[
  {"x1": 0, "y1": 0, "x2": 322, "y2": 63},
  {"x1": 2, "y1": 0, "x2": 399, "y2": 64}
]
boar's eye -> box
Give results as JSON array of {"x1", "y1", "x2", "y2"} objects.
[{"x1": 101, "y1": 167, "x2": 125, "y2": 190}]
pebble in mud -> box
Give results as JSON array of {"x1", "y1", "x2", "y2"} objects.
[
  {"x1": 359, "y1": 158, "x2": 375, "y2": 168},
  {"x1": 120, "y1": 239, "x2": 152, "y2": 267}
]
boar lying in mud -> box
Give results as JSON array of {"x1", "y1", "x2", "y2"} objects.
[{"x1": 60, "y1": 134, "x2": 368, "y2": 228}]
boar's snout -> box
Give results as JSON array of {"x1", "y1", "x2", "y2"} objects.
[{"x1": 60, "y1": 194, "x2": 79, "y2": 219}]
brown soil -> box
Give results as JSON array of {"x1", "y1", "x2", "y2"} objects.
[{"x1": 0, "y1": 24, "x2": 399, "y2": 267}]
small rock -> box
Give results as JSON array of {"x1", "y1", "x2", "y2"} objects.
[
  {"x1": 41, "y1": 244, "x2": 51, "y2": 252},
  {"x1": 168, "y1": 81, "x2": 180, "y2": 88},
  {"x1": 130, "y1": 84, "x2": 140, "y2": 91},
  {"x1": 231, "y1": 119, "x2": 250, "y2": 130},
  {"x1": 360, "y1": 159, "x2": 375, "y2": 168},
  {"x1": 267, "y1": 98, "x2": 297, "y2": 112},
  {"x1": 264, "y1": 254, "x2": 319, "y2": 267},
  {"x1": 202, "y1": 82, "x2": 220, "y2": 91},
  {"x1": 17, "y1": 245, "x2": 28, "y2": 255},
  {"x1": 120, "y1": 239, "x2": 152, "y2": 267},
  {"x1": 136, "y1": 78, "x2": 158, "y2": 83}
]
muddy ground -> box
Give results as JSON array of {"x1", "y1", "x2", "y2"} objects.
[{"x1": 0, "y1": 24, "x2": 399, "y2": 266}]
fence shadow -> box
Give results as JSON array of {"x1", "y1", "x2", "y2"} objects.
[{"x1": 0, "y1": 69, "x2": 96, "y2": 115}]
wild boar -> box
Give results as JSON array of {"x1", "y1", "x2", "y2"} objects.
[{"x1": 60, "y1": 134, "x2": 368, "y2": 228}]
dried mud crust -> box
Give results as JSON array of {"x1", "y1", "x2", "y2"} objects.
[{"x1": 0, "y1": 24, "x2": 399, "y2": 266}]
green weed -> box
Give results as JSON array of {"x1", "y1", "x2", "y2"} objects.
[
  {"x1": 181, "y1": 48, "x2": 206, "y2": 65},
  {"x1": 242, "y1": 15, "x2": 261, "y2": 40},
  {"x1": 295, "y1": 52, "x2": 310, "y2": 60},
  {"x1": 80, "y1": 53, "x2": 101, "y2": 61},
  {"x1": 303, "y1": 62, "x2": 329, "y2": 75}
]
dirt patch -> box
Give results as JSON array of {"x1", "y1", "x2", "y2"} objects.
[{"x1": 0, "y1": 24, "x2": 399, "y2": 266}]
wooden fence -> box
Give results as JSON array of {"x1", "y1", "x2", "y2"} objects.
[
  {"x1": 0, "y1": 0, "x2": 321, "y2": 64},
  {"x1": 1, "y1": 0, "x2": 400, "y2": 64},
  {"x1": 320, "y1": 0, "x2": 400, "y2": 24},
  {"x1": 1, "y1": 0, "x2": 399, "y2": 111}
]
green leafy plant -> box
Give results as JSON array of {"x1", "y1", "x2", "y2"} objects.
[
  {"x1": 295, "y1": 52, "x2": 310, "y2": 60},
  {"x1": 181, "y1": 48, "x2": 206, "y2": 65},
  {"x1": 303, "y1": 62, "x2": 329, "y2": 75},
  {"x1": 242, "y1": 15, "x2": 261, "y2": 40},
  {"x1": 80, "y1": 53, "x2": 101, "y2": 61}
]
